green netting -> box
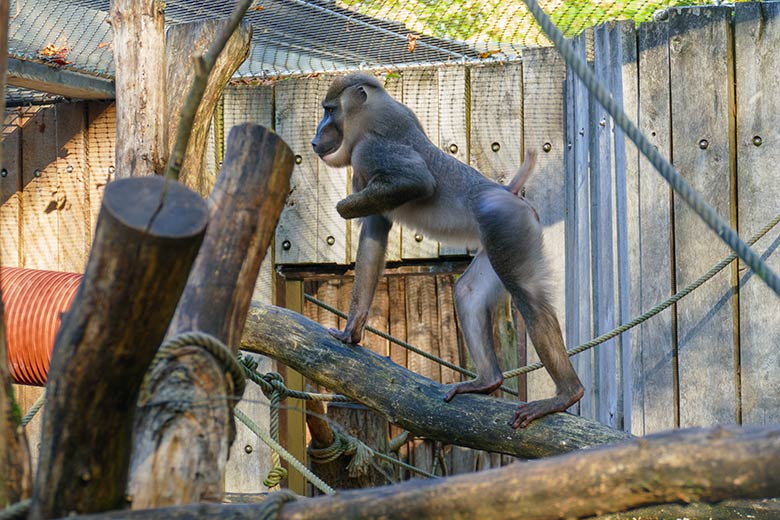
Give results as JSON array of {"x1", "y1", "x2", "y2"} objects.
[{"x1": 8, "y1": 0, "x2": 716, "y2": 90}]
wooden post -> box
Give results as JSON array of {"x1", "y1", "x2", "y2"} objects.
[
  {"x1": 111, "y1": 0, "x2": 166, "y2": 176},
  {"x1": 166, "y1": 20, "x2": 252, "y2": 195},
  {"x1": 0, "y1": 0, "x2": 33, "y2": 505},
  {"x1": 29, "y1": 176, "x2": 209, "y2": 519},
  {"x1": 129, "y1": 124, "x2": 293, "y2": 508}
]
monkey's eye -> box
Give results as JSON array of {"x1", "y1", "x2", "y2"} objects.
[{"x1": 324, "y1": 106, "x2": 335, "y2": 115}]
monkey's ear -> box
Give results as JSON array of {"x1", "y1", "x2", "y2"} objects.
[{"x1": 355, "y1": 85, "x2": 368, "y2": 104}]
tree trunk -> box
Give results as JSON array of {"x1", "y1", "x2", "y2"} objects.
[
  {"x1": 57, "y1": 425, "x2": 780, "y2": 520},
  {"x1": 129, "y1": 124, "x2": 293, "y2": 508},
  {"x1": 29, "y1": 176, "x2": 209, "y2": 519},
  {"x1": 111, "y1": 0, "x2": 167, "y2": 176},
  {"x1": 0, "y1": 0, "x2": 33, "y2": 506},
  {"x1": 166, "y1": 19, "x2": 252, "y2": 194},
  {"x1": 241, "y1": 303, "x2": 632, "y2": 459}
]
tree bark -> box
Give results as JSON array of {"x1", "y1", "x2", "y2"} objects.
[
  {"x1": 129, "y1": 124, "x2": 293, "y2": 509},
  {"x1": 57, "y1": 425, "x2": 780, "y2": 520},
  {"x1": 0, "y1": 0, "x2": 33, "y2": 507},
  {"x1": 29, "y1": 176, "x2": 209, "y2": 519},
  {"x1": 111, "y1": 0, "x2": 167, "y2": 176},
  {"x1": 166, "y1": 20, "x2": 252, "y2": 194},
  {"x1": 241, "y1": 303, "x2": 632, "y2": 459}
]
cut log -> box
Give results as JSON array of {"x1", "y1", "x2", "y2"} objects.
[
  {"x1": 241, "y1": 303, "x2": 632, "y2": 458},
  {"x1": 129, "y1": 124, "x2": 293, "y2": 508},
  {"x1": 0, "y1": 0, "x2": 33, "y2": 506},
  {"x1": 57, "y1": 425, "x2": 780, "y2": 520},
  {"x1": 166, "y1": 19, "x2": 252, "y2": 194},
  {"x1": 111, "y1": 0, "x2": 166, "y2": 176},
  {"x1": 29, "y1": 176, "x2": 209, "y2": 519}
]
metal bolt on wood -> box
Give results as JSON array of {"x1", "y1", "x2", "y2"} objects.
[
  {"x1": 294, "y1": 155, "x2": 302, "y2": 164},
  {"x1": 542, "y1": 142, "x2": 552, "y2": 152},
  {"x1": 699, "y1": 139, "x2": 709, "y2": 150},
  {"x1": 449, "y1": 143, "x2": 458, "y2": 154},
  {"x1": 326, "y1": 236, "x2": 335, "y2": 246},
  {"x1": 491, "y1": 142, "x2": 500, "y2": 152},
  {"x1": 1, "y1": 168, "x2": 7, "y2": 177},
  {"x1": 282, "y1": 240, "x2": 292, "y2": 250},
  {"x1": 753, "y1": 135, "x2": 762, "y2": 146}
]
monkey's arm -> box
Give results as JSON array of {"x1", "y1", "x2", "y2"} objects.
[
  {"x1": 337, "y1": 140, "x2": 436, "y2": 219},
  {"x1": 330, "y1": 215, "x2": 392, "y2": 344}
]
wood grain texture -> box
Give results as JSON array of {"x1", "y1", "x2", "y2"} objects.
[
  {"x1": 669, "y1": 6, "x2": 737, "y2": 427},
  {"x1": 1, "y1": 110, "x2": 21, "y2": 266},
  {"x1": 733, "y1": 1, "x2": 780, "y2": 426},
  {"x1": 111, "y1": 0, "x2": 166, "y2": 177}
]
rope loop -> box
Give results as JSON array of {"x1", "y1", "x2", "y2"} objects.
[
  {"x1": 257, "y1": 490, "x2": 298, "y2": 520},
  {"x1": 152, "y1": 331, "x2": 246, "y2": 399},
  {"x1": 308, "y1": 429, "x2": 372, "y2": 478}
]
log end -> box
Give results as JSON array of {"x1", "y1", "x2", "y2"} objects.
[{"x1": 103, "y1": 176, "x2": 209, "y2": 238}]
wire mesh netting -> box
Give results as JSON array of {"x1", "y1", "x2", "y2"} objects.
[{"x1": 9, "y1": 0, "x2": 714, "y2": 88}]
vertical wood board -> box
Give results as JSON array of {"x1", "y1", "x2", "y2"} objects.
[
  {"x1": 734, "y1": 1, "x2": 780, "y2": 426},
  {"x1": 669, "y1": 6, "x2": 736, "y2": 427},
  {"x1": 1, "y1": 110, "x2": 21, "y2": 266}
]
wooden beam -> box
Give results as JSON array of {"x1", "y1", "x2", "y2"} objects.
[{"x1": 7, "y1": 59, "x2": 115, "y2": 100}]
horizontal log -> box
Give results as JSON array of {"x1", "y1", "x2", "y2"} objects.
[
  {"x1": 241, "y1": 302, "x2": 632, "y2": 458},
  {"x1": 60, "y1": 425, "x2": 780, "y2": 520}
]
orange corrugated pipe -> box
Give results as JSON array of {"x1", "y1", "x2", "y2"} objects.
[{"x1": 1, "y1": 267, "x2": 83, "y2": 386}]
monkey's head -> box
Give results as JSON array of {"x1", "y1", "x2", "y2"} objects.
[{"x1": 311, "y1": 73, "x2": 385, "y2": 168}]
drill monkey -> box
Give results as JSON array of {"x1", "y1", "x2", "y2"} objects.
[{"x1": 311, "y1": 73, "x2": 583, "y2": 428}]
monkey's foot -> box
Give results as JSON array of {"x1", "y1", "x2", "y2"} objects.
[
  {"x1": 511, "y1": 390, "x2": 583, "y2": 429},
  {"x1": 443, "y1": 379, "x2": 503, "y2": 402},
  {"x1": 328, "y1": 327, "x2": 361, "y2": 345}
]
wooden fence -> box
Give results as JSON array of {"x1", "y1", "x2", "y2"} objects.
[{"x1": 2, "y1": 1, "x2": 780, "y2": 491}]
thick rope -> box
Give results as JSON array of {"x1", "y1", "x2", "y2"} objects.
[
  {"x1": 256, "y1": 490, "x2": 298, "y2": 520},
  {"x1": 308, "y1": 428, "x2": 373, "y2": 478},
  {"x1": 234, "y1": 408, "x2": 336, "y2": 495},
  {"x1": 151, "y1": 331, "x2": 246, "y2": 398},
  {"x1": 521, "y1": 0, "x2": 780, "y2": 296},
  {"x1": 0, "y1": 499, "x2": 30, "y2": 520}
]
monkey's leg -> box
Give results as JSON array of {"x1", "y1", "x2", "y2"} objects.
[
  {"x1": 475, "y1": 187, "x2": 584, "y2": 428},
  {"x1": 443, "y1": 251, "x2": 506, "y2": 402},
  {"x1": 329, "y1": 215, "x2": 392, "y2": 344}
]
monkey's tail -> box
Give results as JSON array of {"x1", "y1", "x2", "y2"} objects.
[{"x1": 506, "y1": 151, "x2": 537, "y2": 196}]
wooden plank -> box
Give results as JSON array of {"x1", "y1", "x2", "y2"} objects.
[
  {"x1": 223, "y1": 86, "x2": 276, "y2": 305},
  {"x1": 631, "y1": 20, "x2": 676, "y2": 435},
  {"x1": 437, "y1": 66, "x2": 468, "y2": 256},
  {"x1": 522, "y1": 46, "x2": 566, "y2": 406},
  {"x1": 225, "y1": 354, "x2": 273, "y2": 493},
  {"x1": 610, "y1": 21, "x2": 638, "y2": 433},
  {"x1": 734, "y1": 1, "x2": 780, "y2": 426},
  {"x1": 86, "y1": 102, "x2": 115, "y2": 243},
  {"x1": 669, "y1": 6, "x2": 736, "y2": 427},
  {"x1": 21, "y1": 106, "x2": 58, "y2": 270},
  {"x1": 436, "y1": 274, "x2": 460, "y2": 386},
  {"x1": 275, "y1": 79, "x2": 319, "y2": 264},
  {"x1": 590, "y1": 24, "x2": 618, "y2": 428},
  {"x1": 55, "y1": 102, "x2": 88, "y2": 272},
  {"x1": 404, "y1": 275, "x2": 441, "y2": 383},
  {"x1": 469, "y1": 63, "x2": 523, "y2": 184},
  {"x1": 401, "y1": 69, "x2": 439, "y2": 259},
  {"x1": 564, "y1": 32, "x2": 594, "y2": 418},
  {"x1": 1, "y1": 110, "x2": 21, "y2": 266}
]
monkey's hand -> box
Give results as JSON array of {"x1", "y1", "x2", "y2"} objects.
[{"x1": 328, "y1": 327, "x2": 362, "y2": 345}]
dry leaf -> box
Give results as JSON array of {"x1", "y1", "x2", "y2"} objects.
[
  {"x1": 407, "y1": 33, "x2": 419, "y2": 53},
  {"x1": 38, "y1": 43, "x2": 72, "y2": 65},
  {"x1": 478, "y1": 50, "x2": 501, "y2": 58},
  {"x1": 251, "y1": 4, "x2": 264, "y2": 10},
  {"x1": 97, "y1": 42, "x2": 111, "y2": 49}
]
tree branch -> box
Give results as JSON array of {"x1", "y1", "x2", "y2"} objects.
[{"x1": 240, "y1": 303, "x2": 632, "y2": 459}]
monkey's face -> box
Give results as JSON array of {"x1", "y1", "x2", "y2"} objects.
[{"x1": 311, "y1": 83, "x2": 369, "y2": 168}]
